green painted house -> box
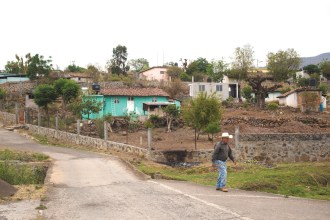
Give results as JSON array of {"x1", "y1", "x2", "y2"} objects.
[{"x1": 83, "y1": 87, "x2": 180, "y2": 120}]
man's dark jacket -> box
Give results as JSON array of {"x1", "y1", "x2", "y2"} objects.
[{"x1": 212, "y1": 141, "x2": 235, "y2": 163}]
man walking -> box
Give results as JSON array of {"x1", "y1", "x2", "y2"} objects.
[{"x1": 212, "y1": 132, "x2": 236, "y2": 192}]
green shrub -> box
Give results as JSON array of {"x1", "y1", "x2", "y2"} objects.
[
  {"x1": 143, "y1": 120, "x2": 154, "y2": 128},
  {"x1": 319, "y1": 83, "x2": 328, "y2": 96},
  {"x1": 267, "y1": 102, "x2": 279, "y2": 111},
  {"x1": 179, "y1": 72, "x2": 191, "y2": 82},
  {"x1": 242, "y1": 85, "x2": 253, "y2": 102}
]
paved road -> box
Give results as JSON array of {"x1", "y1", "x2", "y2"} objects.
[{"x1": 0, "y1": 128, "x2": 329, "y2": 220}]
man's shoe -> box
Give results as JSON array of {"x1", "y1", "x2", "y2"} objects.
[
  {"x1": 219, "y1": 187, "x2": 228, "y2": 192},
  {"x1": 216, "y1": 188, "x2": 220, "y2": 190}
]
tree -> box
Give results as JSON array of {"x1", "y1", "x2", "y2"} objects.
[
  {"x1": 5, "y1": 61, "x2": 20, "y2": 74},
  {"x1": 303, "y1": 64, "x2": 320, "y2": 74},
  {"x1": 163, "y1": 79, "x2": 187, "y2": 99},
  {"x1": 204, "y1": 122, "x2": 221, "y2": 143},
  {"x1": 230, "y1": 45, "x2": 255, "y2": 82},
  {"x1": 207, "y1": 59, "x2": 228, "y2": 82},
  {"x1": 246, "y1": 73, "x2": 282, "y2": 108},
  {"x1": 106, "y1": 45, "x2": 130, "y2": 75},
  {"x1": 54, "y1": 78, "x2": 80, "y2": 109},
  {"x1": 86, "y1": 64, "x2": 103, "y2": 82},
  {"x1": 65, "y1": 63, "x2": 86, "y2": 73},
  {"x1": 128, "y1": 58, "x2": 149, "y2": 72},
  {"x1": 166, "y1": 66, "x2": 183, "y2": 80},
  {"x1": 164, "y1": 61, "x2": 178, "y2": 67},
  {"x1": 4, "y1": 53, "x2": 31, "y2": 74},
  {"x1": 182, "y1": 92, "x2": 222, "y2": 149},
  {"x1": 81, "y1": 96, "x2": 102, "y2": 120},
  {"x1": 33, "y1": 84, "x2": 57, "y2": 126},
  {"x1": 163, "y1": 104, "x2": 180, "y2": 132},
  {"x1": 319, "y1": 83, "x2": 328, "y2": 96},
  {"x1": 267, "y1": 48, "x2": 300, "y2": 82},
  {"x1": 241, "y1": 85, "x2": 253, "y2": 102},
  {"x1": 319, "y1": 61, "x2": 330, "y2": 80},
  {"x1": 186, "y1": 57, "x2": 209, "y2": 78},
  {"x1": 26, "y1": 54, "x2": 53, "y2": 79}
]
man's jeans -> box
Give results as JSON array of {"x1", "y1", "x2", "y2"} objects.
[{"x1": 214, "y1": 160, "x2": 227, "y2": 188}]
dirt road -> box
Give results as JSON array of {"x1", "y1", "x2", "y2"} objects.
[{"x1": 0, "y1": 128, "x2": 329, "y2": 220}]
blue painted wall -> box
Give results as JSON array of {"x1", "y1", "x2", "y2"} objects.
[{"x1": 83, "y1": 95, "x2": 180, "y2": 119}]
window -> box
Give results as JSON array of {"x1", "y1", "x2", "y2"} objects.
[
  {"x1": 160, "y1": 71, "x2": 165, "y2": 74},
  {"x1": 152, "y1": 97, "x2": 157, "y2": 102},
  {"x1": 199, "y1": 85, "x2": 205, "y2": 91},
  {"x1": 216, "y1": 85, "x2": 222, "y2": 92},
  {"x1": 114, "y1": 98, "x2": 120, "y2": 104},
  {"x1": 128, "y1": 97, "x2": 134, "y2": 101}
]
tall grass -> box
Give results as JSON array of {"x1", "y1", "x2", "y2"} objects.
[{"x1": 0, "y1": 149, "x2": 49, "y2": 185}]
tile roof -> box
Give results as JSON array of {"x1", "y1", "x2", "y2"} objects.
[
  {"x1": 101, "y1": 87, "x2": 169, "y2": 97},
  {"x1": 138, "y1": 66, "x2": 168, "y2": 73},
  {"x1": 277, "y1": 87, "x2": 321, "y2": 98}
]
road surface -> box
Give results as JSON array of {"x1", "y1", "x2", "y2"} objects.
[{"x1": 0, "y1": 128, "x2": 329, "y2": 220}]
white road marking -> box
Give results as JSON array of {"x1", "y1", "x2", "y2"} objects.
[
  {"x1": 193, "y1": 194, "x2": 283, "y2": 199},
  {"x1": 149, "y1": 180, "x2": 253, "y2": 220}
]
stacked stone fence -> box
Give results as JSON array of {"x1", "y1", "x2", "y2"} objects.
[
  {"x1": 0, "y1": 81, "x2": 37, "y2": 94},
  {"x1": 238, "y1": 133, "x2": 330, "y2": 163},
  {"x1": 26, "y1": 124, "x2": 148, "y2": 158},
  {"x1": 1, "y1": 110, "x2": 329, "y2": 163},
  {"x1": 0, "y1": 111, "x2": 16, "y2": 125}
]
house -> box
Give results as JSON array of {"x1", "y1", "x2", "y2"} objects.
[
  {"x1": 189, "y1": 82, "x2": 239, "y2": 100},
  {"x1": 62, "y1": 73, "x2": 93, "y2": 84},
  {"x1": 245, "y1": 91, "x2": 283, "y2": 103},
  {"x1": 277, "y1": 88, "x2": 322, "y2": 112},
  {"x1": 295, "y1": 70, "x2": 310, "y2": 79},
  {"x1": 0, "y1": 74, "x2": 29, "y2": 84},
  {"x1": 83, "y1": 87, "x2": 180, "y2": 120},
  {"x1": 138, "y1": 66, "x2": 169, "y2": 82}
]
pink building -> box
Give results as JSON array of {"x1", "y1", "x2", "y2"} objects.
[{"x1": 138, "y1": 66, "x2": 169, "y2": 82}]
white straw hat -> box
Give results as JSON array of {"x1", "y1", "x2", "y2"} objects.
[{"x1": 221, "y1": 132, "x2": 233, "y2": 139}]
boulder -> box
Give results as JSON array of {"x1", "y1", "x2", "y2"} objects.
[{"x1": 0, "y1": 179, "x2": 17, "y2": 197}]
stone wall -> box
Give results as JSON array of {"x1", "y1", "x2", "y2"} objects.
[
  {"x1": 27, "y1": 124, "x2": 148, "y2": 158},
  {"x1": 0, "y1": 81, "x2": 36, "y2": 94},
  {"x1": 1, "y1": 111, "x2": 329, "y2": 163},
  {"x1": 0, "y1": 111, "x2": 16, "y2": 125},
  {"x1": 238, "y1": 133, "x2": 330, "y2": 163}
]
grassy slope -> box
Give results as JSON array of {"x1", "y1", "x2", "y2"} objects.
[{"x1": 136, "y1": 161, "x2": 330, "y2": 200}]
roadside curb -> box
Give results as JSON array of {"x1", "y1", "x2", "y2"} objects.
[{"x1": 118, "y1": 157, "x2": 152, "y2": 181}]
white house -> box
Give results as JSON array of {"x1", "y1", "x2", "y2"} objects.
[
  {"x1": 189, "y1": 82, "x2": 238, "y2": 100},
  {"x1": 138, "y1": 66, "x2": 169, "y2": 82},
  {"x1": 277, "y1": 88, "x2": 322, "y2": 112}
]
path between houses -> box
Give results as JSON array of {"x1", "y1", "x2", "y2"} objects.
[{"x1": 0, "y1": 128, "x2": 329, "y2": 220}]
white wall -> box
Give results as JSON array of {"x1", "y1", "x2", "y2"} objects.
[{"x1": 189, "y1": 82, "x2": 230, "y2": 100}]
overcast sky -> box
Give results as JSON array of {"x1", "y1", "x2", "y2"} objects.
[{"x1": 1, "y1": 0, "x2": 330, "y2": 71}]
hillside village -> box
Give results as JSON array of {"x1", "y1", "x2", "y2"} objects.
[{"x1": 0, "y1": 49, "x2": 329, "y2": 141}]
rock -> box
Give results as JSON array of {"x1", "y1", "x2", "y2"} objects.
[{"x1": 0, "y1": 179, "x2": 18, "y2": 197}]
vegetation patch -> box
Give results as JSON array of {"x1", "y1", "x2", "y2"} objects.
[
  {"x1": 0, "y1": 149, "x2": 50, "y2": 203},
  {"x1": 135, "y1": 160, "x2": 330, "y2": 200}
]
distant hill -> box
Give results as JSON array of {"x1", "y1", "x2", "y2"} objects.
[{"x1": 300, "y1": 52, "x2": 330, "y2": 68}]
